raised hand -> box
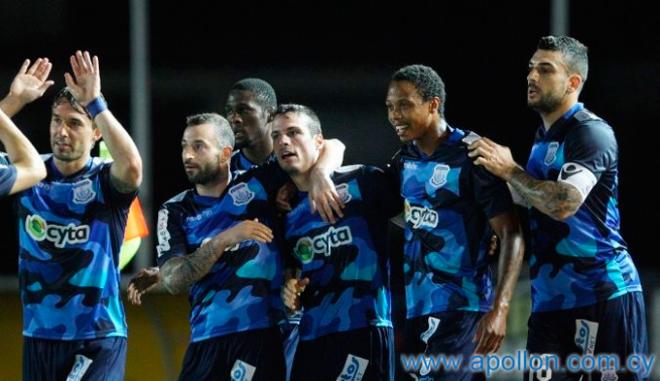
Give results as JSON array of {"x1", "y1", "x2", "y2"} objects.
[
  {"x1": 8, "y1": 58, "x2": 55, "y2": 105},
  {"x1": 64, "y1": 50, "x2": 101, "y2": 106}
]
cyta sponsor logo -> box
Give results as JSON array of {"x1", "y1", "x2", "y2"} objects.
[
  {"x1": 26, "y1": 215, "x2": 90, "y2": 248},
  {"x1": 294, "y1": 226, "x2": 353, "y2": 263},
  {"x1": 404, "y1": 201, "x2": 438, "y2": 229}
]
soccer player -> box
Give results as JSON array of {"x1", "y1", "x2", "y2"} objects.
[
  {"x1": 224, "y1": 78, "x2": 277, "y2": 174},
  {"x1": 0, "y1": 58, "x2": 52, "y2": 197},
  {"x1": 127, "y1": 78, "x2": 346, "y2": 306},
  {"x1": 154, "y1": 112, "x2": 345, "y2": 380},
  {"x1": 468, "y1": 36, "x2": 648, "y2": 381},
  {"x1": 15, "y1": 51, "x2": 143, "y2": 381},
  {"x1": 274, "y1": 104, "x2": 400, "y2": 380},
  {"x1": 156, "y1": 113, "x2": 288, "y2": 380},
  {"x1": 385, "y1": 64, "x2": 524, "y2": 380}
]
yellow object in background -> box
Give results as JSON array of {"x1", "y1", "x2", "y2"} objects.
[{"x1": 99, "y1": 141, "x2": 149, "y2": 270}]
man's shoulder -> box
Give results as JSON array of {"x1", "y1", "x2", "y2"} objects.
[{"x1": 162, "y1": 189, "x2": 194, "y2": 208}]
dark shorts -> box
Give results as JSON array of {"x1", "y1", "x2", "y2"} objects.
[
  {"x1": 23, "y1": 336, "x2": 127, "y2": 381},
  {"x1": 291, "y1": 326, "x2": 394, "y2": 381},
  {"x1": 400, "y1": 311, "x2": 485, "y2": 381},
  {"x1": 526, "y1": 291, "x2": 649, "y2": 381},
  {"x1": 178, "y1": 327, "x2": 285, "y2": 381}
]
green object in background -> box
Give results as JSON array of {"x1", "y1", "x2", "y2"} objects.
[{"x1": 119, "y1": 237, "x2": 142, "y2": 269}]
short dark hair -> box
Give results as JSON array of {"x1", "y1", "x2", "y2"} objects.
[
  {"x1": 230, "y1": 78, "x2": 277, "y2": 112},
  {"x1": 52, "y1": 87, "x2": 91, "y2": 119},
  {"x1": 391, "y1": 64, "x2": 446, "y2": 116},
  {"x1": 185, "y1": 112, "x2": 234, "y2": 148},
  {"x1": 272, "y1": 104, "x2": 322, "y2": 136},
  {"x1": 537, "y1": 35, "x2": 589, "y2": 83}
]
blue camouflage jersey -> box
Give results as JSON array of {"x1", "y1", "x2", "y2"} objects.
[
  {"x1": 284, "y1": 165, "x2": 399, "y2": 341},
  {"x1": 230, "y1": 150, "x2": 302, "y2": 329},
  {"x1": 389, "y1": 125, "x2": 513, "y2": 319},
  {"x1": 18, "y1": 156, "x2": 135, "y2": 340},
  {"x1": 0, "y1": 152, "x2": 17, "y2": 197},
  {"x1": 230, "y1": 149, "x2": 275, "y2": 176},
  {"x1": 525, "y1": 103, "x2": 641, "y2": 312},
  {"x1": 156, "y1": 162, "x2": 288, "y2": 343}
]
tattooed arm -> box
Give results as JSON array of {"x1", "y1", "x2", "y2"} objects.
[
  {"x1": 507, "y1": 166, "x2": 583, "y2": 220},
  {"x1": 469, "y1": 137, "x2": 584, "y2": 221},
  {"x1": 161, "y1": 219, "x2": 274, "y2": 294}
]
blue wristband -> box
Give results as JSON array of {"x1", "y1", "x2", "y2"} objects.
[{"x1": 85, "y1": 95, "x2": 108, "y2": 119}]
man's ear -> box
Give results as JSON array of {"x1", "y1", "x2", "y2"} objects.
[
  {"x1": 91, "y1": 128, "x2": 102, "y2": 148},
  {"x1": 568, "y1": 74, "x2": 583, "y2": 94},
  {"x1": 428, "y1": 97, "x2": 441, "y2": 114},
  {"x1": 222, "y1": 146, "x2": 233, "y2": 162},
  {"x1": 314, "y1": 134, "x2": 324, "y2": 150}
]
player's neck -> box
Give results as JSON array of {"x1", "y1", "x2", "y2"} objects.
[
  {"x1": 195, "y1": 168, "x2": 231, "y2": 198},
  {"x1": 54, "y1": 155, "x2": 89, "y2": 177},
  {"x1": 540, "y1": 97, "x2": 579, "y2": 130},
  {"x1": 290, "y1": 172, "x2": 311, "y2": 192},
  {"x1": 416, "y1": 118, "x2": 448, "y2": 156},
  {"x1": 242, "y1": 138, "x2": 273, "y2": 165}
]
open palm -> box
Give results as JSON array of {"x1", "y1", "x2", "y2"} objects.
[{"x1": 9, "y1": 58, "x2": 54, "y2": 104}]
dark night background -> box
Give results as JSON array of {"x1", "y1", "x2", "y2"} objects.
[{"x1": 1, "y1": 0, "x2": 658, "y2": 274}]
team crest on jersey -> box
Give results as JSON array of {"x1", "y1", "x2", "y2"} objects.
[
  {"x1": 544, "y1": 142, "x2": 560, "y2": 166},
  {"x1": 228, "y1": 182, "x2": 255, "y2": 206},
  {"x1": 72, "y1": 179, "x2": 96, "y2": 204},
  {"x1": 336, "y1": 183, "x2": 352, "y2": 204},
  {"x1": 430, "y1": 164, "x2": 450, "y2": 188}
]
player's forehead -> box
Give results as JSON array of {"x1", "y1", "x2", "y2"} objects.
[
  {"x1": 386, "y1": 80, "x2": 422, "y2": 103},
  {"x1": 182, "y1": 124, "x2": 216, "y2": 142},
  {"x1": 272, "y1": 112, "x2": 311, "y2": 133}
]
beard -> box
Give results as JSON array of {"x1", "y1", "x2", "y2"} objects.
[
  {"x1": 528, "y1": 90, "x2": 565, "y2": 114},
  {"x1": 186, "y1": 156, "x2": 223, "y2": 185}
]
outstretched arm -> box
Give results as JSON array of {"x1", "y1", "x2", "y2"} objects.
[
  {"x1": 0, "y1": 109, "x2": 46, "y2": 194},
  {"x1": 65, "y1": 51, "x2": 142, "y2": 193},
  {"x1": 0, "y1": 58, "x2": 54, "y2": 117},
  {"x1": 160, "y1": 219, "x2": 274, "y2": 294},
  {"x1": 473, "y1": 211, "x2": 524, "y2": 354},
  {"x1": 469, "y1": 137, "x2": 583, "y2": 220}
]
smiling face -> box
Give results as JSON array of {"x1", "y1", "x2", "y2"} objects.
[
  {"x1": 385, "y1": 80, "x2": 437, "y2": 143},
  {"x1": 271, "y1": 111, "x2": 322, "y2": 176},
  {"x1": 224, "y1": 90, "x2": 270, "y2": 150},
  {"x1": 181, "y1": 123, "x2": 225, "y2": 185},
  {"x1": 50, "y1": 101, "x2": 99, "y2": 164}
]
